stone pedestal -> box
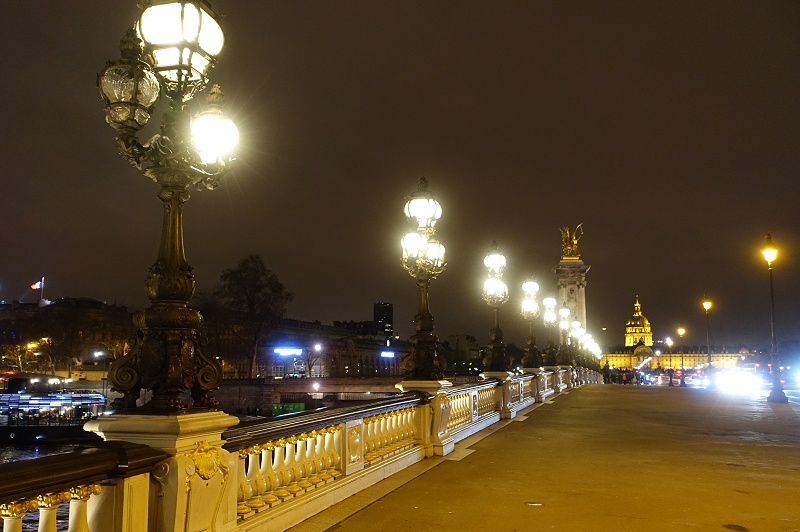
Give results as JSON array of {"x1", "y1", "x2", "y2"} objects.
[
  {"x1": 394, "y1": 380, "x2": 453, "y2": 457},
  {"x1": 85, "y1": 410, "x2": 240, "y2": 532}
]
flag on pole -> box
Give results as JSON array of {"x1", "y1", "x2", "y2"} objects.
[{"x1": 31, "y1": 277, "x2": 44, "y2": 290}]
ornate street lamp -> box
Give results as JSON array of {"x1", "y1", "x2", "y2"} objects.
[
  {"x1": 542, "y1": 297, "x2": 558, "y2": 365},
  {"x1": 762, "y1": 234, "x2": 788, "y2": 403},
  {"x1": 665, "y1": 337, "x2": 674, "y2": 386},
  {"x1": 99, "y1": 0, "x2": 238, "y2": 412},
  {"x1": 482, "y1": 242, "x2": 509, "y2": 374},
  {"x1": 400, "y1": 178, "x2": 447, "y2": 381},
  {"x1": 520, "y1": 279, "x2": 542, "y2": 368},
  {"x1": 702, "y1": 299, "x2": 712, "y2": 366},
  {"x1": 677, "y1": 327, "x2": 687, "y2": 387}
]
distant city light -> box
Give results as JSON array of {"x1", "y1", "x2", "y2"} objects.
[{"x1": 274, "y1": 348, "x2": 302, "y2": 356}]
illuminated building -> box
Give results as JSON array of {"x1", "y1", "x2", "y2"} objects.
[{"x1": 625, "y1": 296, "x2": 653, "y2": 346}]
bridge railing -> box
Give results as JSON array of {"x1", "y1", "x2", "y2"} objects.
[
  {"x1": 0, "y1": 441, "x2": 166, "y2": 532},
  {"x1": 0, "y1": 368, "x2": 601, "y2": 532}
]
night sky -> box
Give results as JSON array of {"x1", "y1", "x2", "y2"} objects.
[{"x1": 2, "y1": 2, "x2": 799, "y2": 352}]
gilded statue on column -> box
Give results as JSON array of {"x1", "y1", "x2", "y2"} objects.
[{"x1": 560, "y1": 223, "x2": 583, "y2": 258}]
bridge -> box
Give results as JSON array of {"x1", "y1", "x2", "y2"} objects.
[{"x1": 1, "y1": 368, "x2": 798, "y2": 531}]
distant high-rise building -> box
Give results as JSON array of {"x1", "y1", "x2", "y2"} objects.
[{"x1": 373, "y1": 302, "x2": 393, "y2": 339}]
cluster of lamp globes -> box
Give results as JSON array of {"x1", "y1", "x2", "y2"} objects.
[
  {"x1": 98, "y1": 1, "x2": 239, "y2": 175},
  {"x1": 401, "y1": 178, "x2": 446, "y2": 280},
  {"x1": 521, "y1": 280, "x2": 603, "y2": 359}
]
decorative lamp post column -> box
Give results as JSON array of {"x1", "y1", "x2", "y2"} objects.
[
  {"x1": 400, "y1": 178, "x2": 447, "y2": 382},
  {"x1": 520, "y1": 279, "x2": 542, "y2": 369},
  {"x1": 703, "y1": 299, "x2": 714, "y2": 386},
  {"x1": 677, "y1": 327, "x2": 687, "y2": 387},
  {"x1": 762, "y1": 235, "x2": 788, "y2": 403},
  {"x1": 542, "y1": 297, "x2": 557, "y2": 365},
  {"x1": 99, "y1": 1, "x2": 239, "y2": 412},
  {"x1": 665, "y1": 337, "x2": 674, "y2": 386},
  {"x1": 558, "y1": 304, "x2": 570, "y2": 346},
  {"x1": 481, "y1": 242, "x2": 510, "y2": 375}
]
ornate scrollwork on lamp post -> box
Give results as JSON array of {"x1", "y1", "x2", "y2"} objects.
[
  {"x1": 400, "y1": 178, "x2": 447, "y2": 381},
  {"x1": 482, "y1": 242, "x2": 510, "y2": 374},
  {"x1": 99, "y1": 1, "x2": 238, "y2": 412},
  {"x1": 520, "y1": 279, "x2": 543, "y2": 369}
]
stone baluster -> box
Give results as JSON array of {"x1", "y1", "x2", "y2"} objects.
[
  {"x1": 67, "y1": 484, "x2": 101, "y2": 532},
  {"x1": 305, "y1": 432, "x2": 323, "y2": 485},
  {"x1": 245, "y1": 446, "x2": 266, "y2": 509},
  {"x1": 328, "y1": 427, "x2": 342, "y2": 477},
  {"x1": 294, "y1": 436, "x2": 313, "y2": 490},
  {"x1": 37, "y1": 492, "x2": 69, "y2": 532},
  {"x1": 1, "y1": 500, "x2": 35, "y2": 532},
  {"x1": 259, "y1": 444, "x2": 279, "y2": 505},
  {"x1": 380, "y1": 414, "x2": 390, "y2": 450},
  {"x1": 364, "y1": 417, "x2": 378, "y2": 461},
  {"x1": 236, "y1": 450, "x2": 253, "y2": 516},
  {"x1": 283, "y1": 438, "x2": 302, "y2": 495},
  {"x1": 312, "y1": 431, "x2": 330, "y2": 482},
  {"x1": 272, "y1": 440, "x2": 291, "y2": 499}
]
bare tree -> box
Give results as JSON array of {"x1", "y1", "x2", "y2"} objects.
[{"x1": 209, "y1": 255, "x2": 293, "y2": 378}]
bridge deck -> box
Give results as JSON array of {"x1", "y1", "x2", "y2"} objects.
[{"x1": 289, "y1": 385, "x2": 800, "y2": 532}]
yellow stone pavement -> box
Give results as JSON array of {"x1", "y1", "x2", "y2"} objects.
[{"x1": 289, "y1": 385, "x2": 800, "y2": 532}]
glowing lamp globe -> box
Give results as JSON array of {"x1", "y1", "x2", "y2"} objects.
[
  {"x1": 99, "y1": 29, "x2": 161, "y2": 130},
  {"x1": 483, "y1": 277, "x2": 509, "y2": 306},
  {"x1": 404, "y1": 177, "x2": 442, "y2": 230},
  {"x1": 191, "y1": 86, "x2": 239, "y2": 165},
  {"x1": 138, "y1": 0, "x2": 225, "y2": 101},
  {"x1": 484, "y1": 243, "x2": 506, "y2": 276},
  {"x1": 763, "y1": 234, "x2": 777, "y2": 265}
]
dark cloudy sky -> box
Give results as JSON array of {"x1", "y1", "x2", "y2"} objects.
[{"x1": 1, "y1": 1, "x2": 799, "y2": 351}]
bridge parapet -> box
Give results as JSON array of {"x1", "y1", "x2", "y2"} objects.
[
  {"x1": 0, "y1": 367, "x2": 601, "y2": 532},
  {"x1": 0, "y1": 441, "x2": 166, "y2": 532}
]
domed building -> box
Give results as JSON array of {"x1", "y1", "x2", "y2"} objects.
[{"x1": 625, "y1": 296, "x2": 652, "y2": 347}]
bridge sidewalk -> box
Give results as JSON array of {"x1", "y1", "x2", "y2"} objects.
[{"x1": 289, "y1": 385, "x2": 800, "y2": 532}]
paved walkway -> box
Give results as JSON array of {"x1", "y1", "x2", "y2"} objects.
[{"x1": 290, "y1": 385, "x2": 800, "y2": 532}]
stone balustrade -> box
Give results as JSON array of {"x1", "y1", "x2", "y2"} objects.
[
  {"x1": 0, "y1": 442, "x2": 166, "y2": 532},
  {"x1": 0, "y1": 367, "x2": 600, "y2": 532}
]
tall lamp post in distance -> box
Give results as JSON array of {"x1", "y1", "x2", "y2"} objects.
[
  {"x1": 482, "y1": 242, "x2": 510, "y2": 376},
  {"x1": 542, "y1": 297, "x2": 557, "y2": 365},
  {"x1": 677, "y1": 327, "x2": 687, "y2": 387},
  {"x1": 94, "y1": 351, "x2": 107, "y2": 397},
  {"x1": 558, "y1": 304, "x2": 570, "y2": 364},
  {"x1": 399, "y1": 178, "x2": 447, "y2": 385},
  {"x1": 762, "y1": 234, "x2": 788, "y2": 403},
  {"x1": 665, "y1": 338, "x2": 674, "y2": 386},
  {"x1": 702, "y1": 299, "x2": 713, "y2": 385},
  {"x1": 99, "y1": 1, "x2": 239, "y2": 411},
  {"x1": 520, "y1": 279, "x2": 542, "y2": 369}
]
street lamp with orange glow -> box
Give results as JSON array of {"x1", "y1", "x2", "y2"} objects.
[
  {"x1": 762, "y1": 234, "x2": 788, "y2": 403},
  {"x1": 677, "y1": 327, "x2": 687, "y2": 387},
  {"x1": 702, "y1": 299, "x2": 712, "y2": 366}
]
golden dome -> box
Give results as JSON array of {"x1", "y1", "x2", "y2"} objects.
[{"x1": 626, "y1": 295, "x2": 650, "y2": 327}]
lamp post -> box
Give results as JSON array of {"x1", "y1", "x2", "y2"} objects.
[
  {"x1": 762, "y1": 234, "x2": 788, "y2": 403},
  {"x1": 520, "y1": 279, "x2": 542, "y2": 369},
  {"x1": 400, "y1": 178, "x2": 447, "y2": 381},
  {"x1": 482, "y1": 242, "x2": 509, "y2": 375},
  {"x1": 100, "y1": 1, "x2": 238, "y2": 412},
  {"x1": 542, "y1": 297, "x2": 557, "y2": 365},
  {"x1": 665, "y1": 337, "x2": 674, "y2": 386},
  {"x1": 94, "y1": 351, "x2": 108, "y2": 396},
  {"x1": 702, "y1": 299, "x2": 713, "y2": 387},
  {"x1": 677, "y1": 327, "x2": 687, "y2": 387}
]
